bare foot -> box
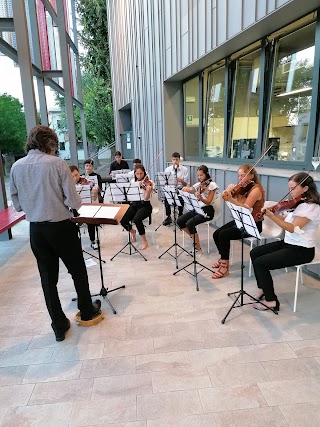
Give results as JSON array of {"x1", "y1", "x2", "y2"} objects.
[
  {"x1": 130, "y1": 229, "x2": 136, "y2": 242},
  {"x1": 139, "y1": 242, "x2": 148, "y2": 250}
]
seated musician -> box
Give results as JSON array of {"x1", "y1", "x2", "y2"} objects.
[
  {"x1": 177, "y1": 165, "x2": 218, "y2": 253},
  {"x1": 70, "y1": 165, "x2": 99, "y2": 250},
  {"x1": 109, "y1": 151, "x2": 129, "y2": 176},
  {"x1": 128, "y1": 158, "x2": 142, "y2": 177},
  {"x1": 212, "y1": 164, "x2": 264, "y2": 279},
  {"x1": 250, "y1": 173, "x2": 320, "y2": 312},
  {"x1": 84, "y1": 159, "x2": 103, "y2": 202},
  {"x1": 120, "y1": 163, "x2": 153, "y2": 250}
]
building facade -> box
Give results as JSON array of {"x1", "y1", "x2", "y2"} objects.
[{"x1": 107, "y1": 0, "x2": 320, "y2": 276}]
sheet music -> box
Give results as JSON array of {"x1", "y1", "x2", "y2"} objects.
[
  {"x1": 83, "y1": 175, "x2": 98, "y2": 187},
  {"x1": 111, "y1": 169, "x2": 131, "y2": 179},
  {"x1": 179, "y1": 190, "x2": 207, "y2": 217},
  {"x1": 156, "y1": 172, "x2": 176, "y2": 186},
  {"x1": 77, "y1": 205, "x2": 120, "y2": 219},
  {"x1": 116, "y1": 173, "x2": 131, "y2": 183},
  {"x1": 163, "y1": 185, "x2": 182, "y2": 206},
  {"x1": 226, "y1": 201, "x2": 261, "y2": 240},
  {"x1": 109, "y1": 182, "x2": 144, "y2": 203},
  {"x1": 76, "y1": 184, "x2": 91, "y2": 203}
]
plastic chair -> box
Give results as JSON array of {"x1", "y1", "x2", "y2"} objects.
[
  {"x1": 230, "y1": 201, "x2": 284, "y2": 277},
  {"x1": 291, "y1": 225, "x2": 320, "y2": 312}
]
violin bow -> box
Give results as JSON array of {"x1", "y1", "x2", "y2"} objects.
[
  {"x1": 238, "y1": 142, "x2": 274, "y2": 186},
  {"x1": 146, "y1": 148, "x2": 164, "y2": 179}
]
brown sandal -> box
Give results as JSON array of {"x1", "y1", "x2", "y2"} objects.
[
  {"x1": 212, "y1": 259, "x2": 222, "y2": 269},
  {"x1": 212, "y1": 260, "x2": 229, "y2": 279}
]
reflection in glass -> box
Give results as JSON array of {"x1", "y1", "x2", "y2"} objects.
[
  {"x1": 184, "y1": 77, "x2": 200, "y2": 157},
  {"x1": 312, "y1": 156, "x2": 320, "y2": 171},
  {"x1": 229, "y1": 50, "x2": 261, "y2": 160},
  {"x1": 267, "y1": 24, "x2": 316, "y2": 162},
  {"x1": 204, "y1": 67, "x2": 225, "y2": 158}
]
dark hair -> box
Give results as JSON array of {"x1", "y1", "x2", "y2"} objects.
[
  {"x1": 84, "y1": 159, "x2": 94, "y2": 165},
  {"x1": 69, "y1": 165, "x2": 79, "y2": 173},
  {"x1": 289, "y1": 172, "x2": 320, "y2": 204},
  {"x1": 133, "y1": 158, "x2": 142, "y2": 164},
  {"x1": 25, "y1": 125, "x2": 58, "y2": 154},
  {"x1": 197, "y1": 165, "x2": 210, "y2": 180},
  {"x1": 172, "y1": 152, "x2": 180, "y2": 158},
  {"x1": 115, "y1": 151, "x2": 122, "y2": 157},
  {"x1": 134, "y1": 163, "x2": 146, "y2": 180},
  {"x1": 239, "y1": 164, "x2": 262, "y2": 186}
]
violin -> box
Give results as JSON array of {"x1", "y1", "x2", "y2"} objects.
[
  {"x1": 230, "y1": 180, "x2": 255, "y2": 197},
  {"x1": 140, "y1": 175, "x2": 153, "y2": 191},
  {"x1": 194, "y1": 178, "x2": 212, "y2": 193},
  {"x1": 256, "y1": 195, "x2": 304, "y2": 220}
]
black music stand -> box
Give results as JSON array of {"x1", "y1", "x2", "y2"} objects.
[
  {"x1": 221, "y1": 202, "x2": 278, "y2": 324},
  {"x1": 75, "y1": 184, "x2": 102, "y2": 263},
  {"x1": 71, "y1": 204, "x2": 128, "y2": 315},
  {"x1": 109, "y1": 182, "x2": 147, "y2": 261},
  {"x1": 173, "y1": 191, "x2": 214, "y2": 291},
  {"x1": 155, "y1": 172, "x2": 176, "y2": 231},
  {"x1": 158, "y1": 185, "x2": 190, "y2": 268}
]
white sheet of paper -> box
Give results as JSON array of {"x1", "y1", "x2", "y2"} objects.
[
  {"x1": 78, "y1": 205, "x2": 100, "y2": 217},
  {"x1": 85, "y1": 258, "x2": 97, "y2": 267},
  {"x1": 94, "y1": 206, "x2": 120, "y2": 219}
]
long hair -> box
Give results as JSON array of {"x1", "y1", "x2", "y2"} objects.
[
  {"x1": 197, "y1": 165, "x2": 211, "y2": 180},
  {"x1": 25, "y1": 125, "x2": 58, "y2": 154},
  {"x1": 134, "y1": 163, "x2": 146, "y2": 180},
  {"x1": 289, "y1": 172, "x2": 320, "y2": 204},
  {"x1": 239, "y1": 164, "x2": 261, "y2": 186}
]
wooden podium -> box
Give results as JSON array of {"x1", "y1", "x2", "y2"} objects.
[{"x1": 71, "y1": 203, "x2": 129, "y2": 315}]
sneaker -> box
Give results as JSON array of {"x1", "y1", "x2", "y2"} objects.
[
  {"x1": 81, "y1": 300, "x2": 102, "y2": 321},
  {"x1": 188, "y1": 247, "x2": 202, "y2": 254},
  {"x1": 163, "y1": 217, "x2": 172, "y2": 226},
  {"x1": 53, "y1": 319, "x2": 71, "y2": 342},
  {"x1": 91, "y1": 241, "x2": 98, "y2": 250}
]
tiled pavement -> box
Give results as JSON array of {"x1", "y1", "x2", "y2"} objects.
[{"x1": 0, "y1": 200, "x2": 320, "y2": 426}]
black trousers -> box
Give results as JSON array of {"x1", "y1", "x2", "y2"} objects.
[
  {"x1": 30, "y1": 220, "x2": 94, "y2": 332},
  {"x1": 120, "y1": 201, "x2": 152, "y2": 235},
  {"x1": 250, "y1": 240, "x2": 315, "y2": 301},
  {"x1": 213, "y1": 220, "x2": 263, "y2": 260},
  {"x1": 177, "y1": 205, "x2": 214, "y2": 234},
  {"x1": 164, "y1": 197, "x2": 184, "y2": 217},
  {"x1": 88, "y1": 224, "x2": 95, "y2": 242}
]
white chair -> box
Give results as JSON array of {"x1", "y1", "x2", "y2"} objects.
[
  {"x1": 182, "y1": 193, "x2": 222, "y2": 253},
  {"x1": 291, "y1": 225, "x2": 320, "y2": 312},
  {"x1": 230, "y1": 201, "x2": 284, "y2": 277}
]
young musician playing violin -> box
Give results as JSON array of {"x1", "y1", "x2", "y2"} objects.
[
  {"x1": 212, "y1": 164, "x2": 265, "y2": 279},
  {"x1": 177, "y1": 165, "x2": 218, "y2": 252},
  {"x1": 120, "y1": 164, "x2": 154, "y2": 250},
  {"x1": 250, "y1": 172, "x2": 320, "y2": 312},
  {"x1": 70, "y1": 165, "x2": 100, "y2": 249}
]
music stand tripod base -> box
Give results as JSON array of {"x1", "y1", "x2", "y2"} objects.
[{"x1": 75, "y1": 310, "x2": 104, "y2": 326}]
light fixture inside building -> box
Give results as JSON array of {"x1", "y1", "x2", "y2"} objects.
[{"x1": 276, "y1": 87, "x2": 312, "y2": 97}]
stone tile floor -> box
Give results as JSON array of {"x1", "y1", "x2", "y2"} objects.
[{"x1": 0, "y1": 203, "x2": 320, "y2": 426}]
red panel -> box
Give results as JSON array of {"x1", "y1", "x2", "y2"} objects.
[
  {"x1": 0, "y1": 207, "x2": 25, "y2": 234},
  {"x1": 36, "y1": 0, "x2": 51, "y2": 70}
]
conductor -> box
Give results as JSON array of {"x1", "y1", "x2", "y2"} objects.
[{"x1": 10, "y1": 125, "x2": 102, "y2": 341}]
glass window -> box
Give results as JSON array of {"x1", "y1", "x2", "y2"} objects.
[
  {"x1": 229, "y1": 49, "x2": 261, "y2": 160},
  {"x1": 184, "y1": 77, "x2": 200, "y2": 157},
  {"x1": 266, "y1": 23, "x2": 316, "y2": 162},
  {"x1": 204, "y1": 67, "x2": 225, "y2": 159}
]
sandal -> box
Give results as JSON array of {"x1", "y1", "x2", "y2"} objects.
[
  {"x1": 253, "y1": 299, "x2": 280, "y2": 312},
  {"x1": 212, "y1": 259, "x2": 222, "y2": 269},
  {"x1": 250, "y1": 291, "x2": 265, "y2": 301},
  {"x1": 212, "y1": 260, "x2": 229, "y2": 279}
]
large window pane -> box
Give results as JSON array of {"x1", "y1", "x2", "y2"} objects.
[
  {"x1": 266, "y1": 24, "x2": 315, "y2": 162},
  {"x1": 204, "y1": 67, "x2": 225, "y2": 158},
  {"x1": 229, "y1": 50, "x2": 261, "y2": 160},
  {"x1": 184, "y1": 77, "x2": 200, "y2": 157}
]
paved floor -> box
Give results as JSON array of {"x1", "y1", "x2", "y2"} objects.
[{"x1": 0, "y1": 201, "x2": 320, "y2": 426}]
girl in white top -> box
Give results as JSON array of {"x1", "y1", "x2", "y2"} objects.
[
  {"x1": 177, "y1": 165, "x2": 218, "y2": 252},
  {"x1": 250, "y1": 172, "x2": 320, "y2": 313}
]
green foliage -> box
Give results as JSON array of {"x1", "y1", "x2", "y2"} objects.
[
  {"x1": 76, "y1": 0, "x2": 114, "y2": 146},
  {"x1": 0, "y1": 94, "x2": 27, "y2": 154}
]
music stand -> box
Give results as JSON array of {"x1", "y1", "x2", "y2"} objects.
[
  {"x1": 155, "y1": 172, "x2": 176, "y2": 231},
  {"x1": 71, "y1": 203, "x2": 129, "y2": 314},
  {"x1": 158, "y1": 185, "x2": 189, "y2": 268},
  {"x1": 173, "y1": 191, "x2": 214, "y2": 291},
  {"x1": 221, "y1": 202, "x2": 278, "y2": 324},
  {"x1": 116, "y1": 173, "x2": 131, "y2": 183},
  {"x1": 109, "y1": 182, "x2": 147, "y2": 261},
  {"x1": 75, "y1": 184, "x2": 101, "y2": 262}
]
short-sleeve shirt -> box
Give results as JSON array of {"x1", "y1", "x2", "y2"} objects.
[
  {"x1": 193, "y1": 181, "x2": 219, "y2": 207},
  {"x1": 284, "y1": 202, "x2": 320, "y2": 248},
  {"x1": 164, "y1": 164, "x2": 188, "y2": 189}
]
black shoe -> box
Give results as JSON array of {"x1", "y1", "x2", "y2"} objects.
[
  {"x1": 81, "y1": 299, "x2": 102, "y2": 321},
  {"x1": 163, "y1": 217, "x2": 172, "y2": 226},
  {"x1": 53, "y1": 319, "x2": 71, "y2": 342}
]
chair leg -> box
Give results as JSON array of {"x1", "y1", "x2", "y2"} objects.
[
  {"x1": 207, "y1": 223, "x2": 210, "y2": 254},
  {"x1": 182, "y1": 231, "x2": 185, "y2": 248},
  {"x1": 248, "y1": 241, "x2": 254, "y2": 278},
  {"x1": 293, "y1": 266, "x2": 301, "y2": 312},
  {"x1": 230, "y1": 241, "x2": 234, "y2": 265}
]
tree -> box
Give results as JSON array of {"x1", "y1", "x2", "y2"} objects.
[
  {"x1": 0, "y1": 94, "x2": 27, "y2": 154},
  {"x1": 76, "y1": 0, "x2": 114, "y2": 146}
]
